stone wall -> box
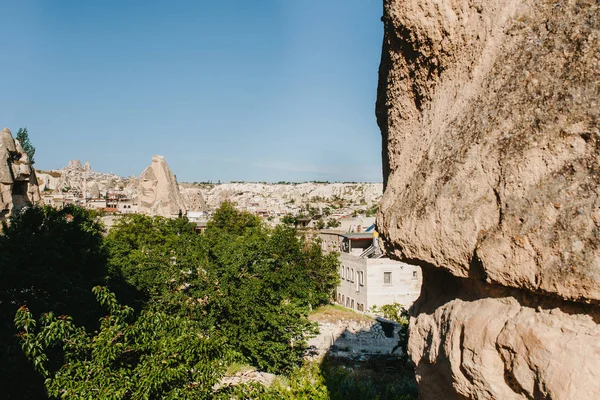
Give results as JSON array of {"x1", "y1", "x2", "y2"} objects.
[
  {"x1": 376, "y1": 0, "x2": 600, "y2": 398},
  {"x1": 307, "y1": 319, "x2": 402, "y2": 358}
]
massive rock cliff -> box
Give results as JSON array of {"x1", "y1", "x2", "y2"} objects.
[
  {"x1": 376, "y1": 0, "x2": 600, "y2": 398},
  {"x1": 0, "y1": 128, "x2": 41, "y2": 224},
  {"x1": 137, "y1": 155, "x2": 187, "y2": 218}
]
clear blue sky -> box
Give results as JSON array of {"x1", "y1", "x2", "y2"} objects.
[{"x1": 0, "y1": 0, "x2": 384, "y2": 182}]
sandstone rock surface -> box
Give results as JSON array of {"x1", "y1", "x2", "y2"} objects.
[
  {"x1": 376, "y1": 0, "x2": 600, "y2": 398},
  {"x1": 137, "y1": 155, "x2": 187, "y2": 218},
  {"x1": 38, "y1": 160, "x2": 129, "y2": 197},
  {"x1": 0, "y1": 127, "x2": 41, "y2": 223},
  {"x1": 179, "y1": 186, "x2": 207, "y2": 212}
]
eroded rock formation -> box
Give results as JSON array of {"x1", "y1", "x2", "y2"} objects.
[
  {"x1": 137, "y1": 155, "x2": 187, "y2": 218},
  {"x1": 0, "y1": 127, "x2": 41, "y2": 223},
  {"x1": 376, "y1": 0, "x2": 600, "y2": 398}
]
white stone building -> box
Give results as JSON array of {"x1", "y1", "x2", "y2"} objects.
[{"x1": 320, "y1": 231, "x2": 422, "y2": 312}]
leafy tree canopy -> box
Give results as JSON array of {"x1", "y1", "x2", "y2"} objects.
[
  {"x1": 9, "y1": 202, "x2": 342, "y2": 398},
  {"x1": 104, "y1": 203, "x2": 340, "y2": 372},
  {"x1": 1, "y1": 205, "x2": 109, "y2": 399},
  {"x1": 15, "y1": 127, "x2": 35, "y2": 164},
  {"x1": 15, "y1": 286, "x2": 237, "y2": 400}
]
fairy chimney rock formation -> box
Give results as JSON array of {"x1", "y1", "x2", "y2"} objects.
[
  {"x1": 0, "y1": 127, "x2": 41, "y2": 223},
  {"x1": 137, "y1": 155, "x2": 187, "y2": 218},
  {"x1": 376, "y1": 0, "x2": 600, "y2": 399},
  {"x1": 88, "y1": 181, "x2": 100, "y2": 199}
]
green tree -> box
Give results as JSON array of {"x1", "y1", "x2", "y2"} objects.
[
  {"x1": 15, "y1": 127, "x2": 35, "y2": 164},
  {"x1": 281, "y1": 213, "x2": 298, "y2": 227},
  {"x1": 104, "y1": 214, "x2": 199, "y2": 306},
  {"x1": 192, "y1": 205, "x2": 339, "y2": 372},
  {"x1": 0, "y1": 205, "x2": 109, "y2": 399},
  {"x1": 12, "y1": 202, "x2": 342, "y2": 397},
  {"x1": 105, "y1": 203, "x2": 340, "y2": 373},
  {"x1": 365, "y1": 204, "x2": 379, "y2": 217},
  {"x1": 315, "y1": 219, "x2": 325, "y2": 229},
  {"x1": 15, "y1": 286, "x2": 236, "y2": 399},
  {"x1": 326, "y1": 218, "x2": 341, "y2": 228}
]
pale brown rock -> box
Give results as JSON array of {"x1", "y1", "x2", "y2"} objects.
[
  {"x1": 0, "y1": 127, "x2": 41, "y2": 223},
  {"x1": 179, "y1": 186, "x2": 207, "y2": 212},
  {"x1": 376, "y1": 0, "x2": 600, "y2": 398},
  {"x1": 137, "y1": 155, "x2": 187, "y2": 218}
]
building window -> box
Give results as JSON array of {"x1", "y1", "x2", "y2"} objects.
[
  {"x1": 346, "y1": 267, "x2": 350, "y2": 280},
  {"x1": 351, "y1": 268, "x2": 354, "y2": 282},
  {"x1": 359, "y1": 271, "x2": 364, "y2": 286},
  {"x1": 351, "y1": 299, "x2": 354, "y2": 309},
  {"x1": 340, "y1": 266, "x2": 344, "y2": 279},
  {"x1": 412, "y1": 270, "x2": 418, "y2": 280},
  {"x1": 338, "y1": 293, "x2": 341, "y2": 303},
  {"x1": 384, "y1": 271, "x2": 392, "y2": 284},
  {"x1": 342, "y1": 295, "x2": 345, "y2": 304}
]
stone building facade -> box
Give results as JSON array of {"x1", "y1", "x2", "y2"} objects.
[{"x1": 319, "y1": 231, "x2": 422, "y2": 312}]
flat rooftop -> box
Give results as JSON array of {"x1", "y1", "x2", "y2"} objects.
[{"x1": 341, "y1": 233, "x2": 374, "y2": 240}]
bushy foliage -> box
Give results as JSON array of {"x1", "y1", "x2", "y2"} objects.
[
  {"x1": 215, "y1": 358, "x2": 418, "y2": 400},
  {"x1": 215, "y1": 362, "x2": 330, "y2": 399},
  {"x1": 104, "y1": 214, "x2": 199, "y2": 305},
  {"x1": 365, "y1": 204, "x2": 379, "y2": 217},
  {"x1": 8, "y1": 203, "x2": 345, "y2": 398},
  {"x1": 15, "y1": 127, "x2": 35, "y2": 164},
  {"x1": 106, "y1": 202, "x2": 339, "y2": 372},
  {"x1": 0, "y1": 206, "x2": 107, "y2": 320},
  {"x1": 326, "y1": 218, "x2": 341, "y2": 228},
  {"x1": 15, "y1": 286, "x2": 236, "y2": 399},
  {"x1": 0, "y1": 205, "x2": 108, "y2": 399},
  {"x1": 321, "y1": 356, "x2": 418, "y2": 400},
  {"x1": 5, "y1": 202, "x2": 423, "y2": 399},
  {"x1": 195, "y1": 206, "x2": 339, "y2": 371}
]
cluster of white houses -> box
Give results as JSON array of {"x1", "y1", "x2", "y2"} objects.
[
  {"x1": 41, "y1": 191, "x2": 138, "y2": 214},
  {"x1": 319, "y1": 230, "x2": 422, "y2": 313}
]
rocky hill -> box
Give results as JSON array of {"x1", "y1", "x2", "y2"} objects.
[
  {"x1": 36, "y1": 160, "x2": 381, "y2": 217},
  {"x1": 183, "y1": 182, "x2": 382, "y2": 212},
  {"x1": 376, "y1": 0, "x2": 599, "y2": 398},
  {"x1": 37, "y1": 161, "x2": 133, "y2": 197}
]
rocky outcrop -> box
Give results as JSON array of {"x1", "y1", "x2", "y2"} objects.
[
  {"x1": 0, "y1": 128, "x2": 41, "y2": 223},
  {"x1": 179, "y1": 186, "x2": 207, "y2": 212},
  {"x1": 137, "y1": 155, "x2": 187, "y2": 218},
  {"x1": 376, "y1": 0, "x2": 600, "y2": 398},
  {"x1": 38, "y1": 160, "x2": 129, "y2": 197}
]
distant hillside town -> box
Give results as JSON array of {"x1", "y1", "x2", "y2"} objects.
[
  {"x1": 2, "y1": 126, "x2": 420, "y2": 314},
  {"x1": 35, "y1": 155, "x2": 384, "y2": 231}
]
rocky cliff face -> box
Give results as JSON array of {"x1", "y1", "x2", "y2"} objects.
[
  {"x1": 376, "y1": 0, "x2": 600, "y2": 398},
  {"x1": 138, "y1": 155, "x2": 187, "y2": 217},
  {"x1": 179, "y1": 186, "x2": 208, "y2": 212},
  {"x1": 0, "y1": 128, "x2": 41, "y2": 223},
  {"x1": 37, "y1": 160, "x2": 130, "y2": 196}
]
